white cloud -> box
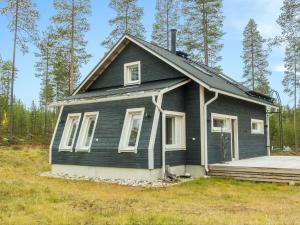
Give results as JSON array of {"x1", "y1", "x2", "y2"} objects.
[{"x1": 273, "y1": 65, "x2": 285, "y2": 73}]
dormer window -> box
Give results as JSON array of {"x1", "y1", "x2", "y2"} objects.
[{"x1": 124, "y1": 61, "x2": 141, "y2": 86}]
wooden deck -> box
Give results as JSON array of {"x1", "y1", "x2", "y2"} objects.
[{"x1": 208, "y1": 156, "x2": 300, "y2": 183}]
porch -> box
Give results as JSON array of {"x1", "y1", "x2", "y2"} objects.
[{"x1": 208, "y1": 156, "x2": 300, "y2": 184}]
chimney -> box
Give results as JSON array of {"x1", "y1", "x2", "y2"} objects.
[{"x1": 170, "y1": 29, "x2": 177, "y2": 54}]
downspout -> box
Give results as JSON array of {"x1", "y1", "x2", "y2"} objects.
[
  {"x1": 152, "y1": 94, "x2": 166, "y2": 178},
  {"x1": 204, "y1": 91, "x2": 219, "y2": 173}
]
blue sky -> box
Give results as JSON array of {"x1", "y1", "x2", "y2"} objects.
[{"x1": 0, "y1": 0, "x2": 288, "y2": 107}]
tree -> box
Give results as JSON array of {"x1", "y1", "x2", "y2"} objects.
[
  {"x1": 35, "y1": 32, "x2": 55, "y2": 135},
  {"x1": 241, "y1": 19, "x2": 271, "y2": 94},
  {"x1": 180, "y1": 0, "x2": 224, "y2": 69},
  {"x1": 0, "y1": 60, "x2": 17, "y2": 103},
  {"x1": 151, "y1": 0, "x2": 180, "y2": 50},
  {"x1": 0, "y1": 0, "x2": 39, "y2": 141},
  {"x1": 276, "y1": 0, "x2": 300, "y2": 150},
  {"x1": 102, "y1": 0, "x2": 145, "y2": 50},
  {"x1": 51, "y1": 0, "x2": 91, "y2": 94}
]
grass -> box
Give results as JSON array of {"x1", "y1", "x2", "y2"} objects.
[{"x1": 1, "y1": 148, "x2": 300, "y2": 225}]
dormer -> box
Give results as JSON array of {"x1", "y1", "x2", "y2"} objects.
[{"x1": 124, "y1": 61, "x2": 141, "y2": 86}]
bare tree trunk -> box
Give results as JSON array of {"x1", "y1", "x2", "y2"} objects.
[
  {"x1": 166, "y1": 0, "x2": 170, "y2": 50},
  {"x1": 251, "y1": 27, "x2": 255, "y2": 91},
  {"x1": 9, "y1": 0, "x2": 19, "y2": 141},
  {"x1": 202, "y1": 2, "x2": 208, "y2": 65},
  {"x1": 69, "y1": 0, "x2": 75, "y2": 95},
  {"x1": 294, "y1": 46, "x2": 298, "y2": 151},
  {"x1": 45, "y1": 49, "x2": 49, "y2": 136}
]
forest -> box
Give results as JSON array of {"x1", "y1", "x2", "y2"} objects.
[{"x1": 0, "y1": 0, "x2": 299, "y2": 150}]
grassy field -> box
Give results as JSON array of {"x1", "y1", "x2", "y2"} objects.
[{"x1": 1, "y1": 148, "x2": 300, "y2": 225}]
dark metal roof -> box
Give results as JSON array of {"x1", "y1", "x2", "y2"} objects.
[
  {"x1": 64, "y1": 78, "x2": 188, "y2": 101},
  {"x1": 127, "y1": 35, "x2": 275, "y2": 105}
]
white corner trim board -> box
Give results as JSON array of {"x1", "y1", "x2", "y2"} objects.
[{"x1": 49, "y1": 106, "x2": 64, "y2": 164}]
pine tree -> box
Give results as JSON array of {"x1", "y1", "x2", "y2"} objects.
[
  {"x1": 276, "y1": 0, "x2": 300, "y2": 150},
  {"x1": 151, "y1": 0, "x2": 180, "y2": 50},
  {"x1": 0, "y1": 0, "x2": 39, "y2": 141},
  {"x1": 35, "y1": 31, "x2": 55, "y2": 135},
  {"x1": 0, "y1": 60, "x2": 17, "y2": 103},
  {"x1": 51, "y1": 0, "x2": 92, "y2": 94},
  {"x1": 180, "y1": 0, "x2": 224, "y2": 69},
  {"x1": 241, "y1": 19, "x2": 271, "y2": 94},
  {"x1": 102, "y1": 0, "x2": 145, "y2": 50}
]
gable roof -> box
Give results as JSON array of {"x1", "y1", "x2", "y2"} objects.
[{"x1": 73, "y1": 34, "x2": 276, "y2": 107}]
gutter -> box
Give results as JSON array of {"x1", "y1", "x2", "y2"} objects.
[{"x1": 204, "y1": 91, "x2": 219, "y2": 173}]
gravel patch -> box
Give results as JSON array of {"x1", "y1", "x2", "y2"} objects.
[{"x1": 38, "y1": 171, "x2": 193, "y2": 187}]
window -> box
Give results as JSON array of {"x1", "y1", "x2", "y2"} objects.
[
  {"x1": 164, "y1": 111, "x2": 186, "y2": 150},
  {"x1": 124, "y1": 61, "x2": 141, "y2": 86},
  {"x1": 211, "y1": 113, "x2": 234, "y2": 132},
  {"x1": 76, "y1": 112, "x2": 99, "y2": 152},
  {"x1": 59, "y1": 113, "x2": 81, "y2": 151},
  {"x1": 251, "y1": 119, "x2": 264, "y2": 134},
  {"x1": 119, "y1": 108, "x2": 145, "y2": 153}
]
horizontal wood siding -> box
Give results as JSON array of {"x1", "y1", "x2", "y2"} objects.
[
  {"x1": 206, "y1": 90, "x2": 267, "y2": 164},
  {"x1": 184, "y1": 82, "x2": 201, "y2": 165},
  {"x1": 88, "y1": 42, "x2": 185, "y2": 91},
  {"x1": 51, "y1": 97, "x2": 155, "y2": 169}
]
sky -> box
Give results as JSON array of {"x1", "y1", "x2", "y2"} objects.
[{"x1": 0, "y1": 0, "x2": 289, "y2": 107}]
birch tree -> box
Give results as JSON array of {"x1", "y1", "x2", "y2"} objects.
[
  {"x1": 0, "y1": 0, "x2": 39, "y2": 140},
  {"x1": 180, "y1": 0, "x2": 224, "y2": 69},
  {"x1": 151, "y1": 0, "x2": 180, "y2": 50},
  {"x1": 242, "y1": 19, "x2": 271, "y2": 94},
  {"x1": 276, "y1": 0, "x2": 300, "y2": 150},
  {"x1": 102, "y1": 0, "x2": 145, "y2": 50},
  {"x1": 51, "y1": 0, "x2": 91, "y2": 94}
]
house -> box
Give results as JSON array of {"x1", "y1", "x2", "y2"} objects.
[{"x1": 49, "y1": 30, "x2": 277, "y2": 181}]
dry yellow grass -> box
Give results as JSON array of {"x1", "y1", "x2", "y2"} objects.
[{"x1": 1, "y1": 147, "x2": 300, "y2": 225}]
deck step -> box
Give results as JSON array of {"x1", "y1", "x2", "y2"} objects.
[{"x1": 208, "y1": 166, "x2": 300, "y2": 183}]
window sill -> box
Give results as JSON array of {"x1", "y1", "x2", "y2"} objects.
[
  {"x1": 211, "y1": 129, "x2": 231, "y2": 133},
  {"x1": 58, "y1": 148, "x2": 73, "y2": 152},
  {"x1": 251, "y1": 131, "x2": 264, "y2": 135},
  {"x1": 165, "y1": 146, "x2": 186, "y2": 151},
  {"x1": 124, "y1": 81, "x2": 141, "y2": 86},
  {"x1": 118, "y1": 147, "x2": 137, "y2": 154}
]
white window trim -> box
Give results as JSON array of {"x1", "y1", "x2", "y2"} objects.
[
  {"x1": 211, "y1": 113, "x2": 237, "y2": 133},
  {"x1": 251, "y1": 119, "x2": 264, "y2": 134},
  {"x1": 59, "y1": 113, "x2": 81, "y2": 152},
  {"x1": 75, "y1": 112, "x2": 99, "y2": 152},
  {"x1": 163, "y1": 110, "x2": 186, "y2": 151},
  {"x1": 118, "y1": 108, "x2": 145, "y2": 153},
  {"x1": 124, "y1": 61, "x2": 141, "y2": 86}
]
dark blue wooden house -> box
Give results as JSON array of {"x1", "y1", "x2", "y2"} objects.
[{"x1": 49, "y1": 30, "x2": 276, "y2": 180}]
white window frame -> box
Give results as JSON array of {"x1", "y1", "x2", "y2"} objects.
[
  {"x1": 59, "y1": 113, "x2": 81, "y2": 152},
  {"x1": 163, "y1": 111, "x2": 186, "y2": 151},
  {"x1": 118, "y1": 108, "x2": 145, "y2": 153},
  {"x1": 211, "y1": 113, "x2": 236, "y2": 133},
  {"x1": 75, "y1": 112, "x2": 99, "y2": 152},
  {"x1": 251, "y1": 119, "x2": 264, "y2": 134},
  {"x1": 124, "y1": 61, "x2": 141, "y2": 86}
]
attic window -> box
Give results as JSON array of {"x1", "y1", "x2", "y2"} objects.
[{"x1": 124, "y1": 61, "x2": 141, "y2": 86}]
